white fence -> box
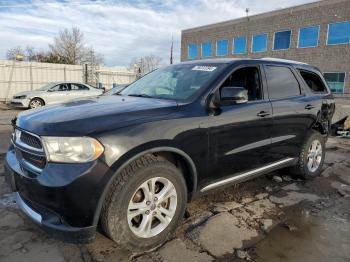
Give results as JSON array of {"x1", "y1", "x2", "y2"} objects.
[{"x1": 0, "y1": 60, "x2": 136, "y2": 102}]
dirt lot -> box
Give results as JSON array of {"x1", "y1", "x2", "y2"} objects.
[{"x1": 0, "y1": 103, "x2": 349, "y2": 262}]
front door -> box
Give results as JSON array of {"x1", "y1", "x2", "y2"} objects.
[
  {"x1": 206, "y1": 65, "x2": 273, "y2": 187},
  {"x1": 44, "y1": 83, "x2": 70, "y2": 104}
]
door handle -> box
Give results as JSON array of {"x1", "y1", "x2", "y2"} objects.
[
  {"x1": 305, "y1": 104, "x2": 315, "y2": 110},
  {"x1": 257, "y1": 111, "x2": 270, "y2": 117}
]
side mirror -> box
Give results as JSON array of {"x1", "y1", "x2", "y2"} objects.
[{"x1": 217, "y1": 86, "x2": 248, "y2": 106}]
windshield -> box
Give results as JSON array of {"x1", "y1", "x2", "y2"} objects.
[
  {"x1": 103, "y1": 84, "x2": 127, "y2": 96},
  {"x1": 36, "y1": 83, "x2": 57, "y2": 91},
  {"x1": 120, "y1": 64, "x2": 225, "y2": 101}
]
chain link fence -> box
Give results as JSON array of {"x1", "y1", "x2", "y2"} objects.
[{"x1": 0, "y1": 60, "x2": 136, "y2": 102}]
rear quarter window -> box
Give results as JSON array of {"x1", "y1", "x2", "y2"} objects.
[
  {"x1": 265, "y1": 65, "x2": 301, "y2": 99},
  {"x1": 299, "y1": 70, "x2": 327, "y2": 93}
]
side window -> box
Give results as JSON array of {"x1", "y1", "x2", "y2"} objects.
[
  {"x1": 71, "y1": 84, "x2": 89, "y2": 91},
  {"x1": 299, "y1": 70, "x2": 326, "y2": 93},
  {"x1": 220, "y1": 66, "x2": 262, "y2": 101},
  {"x1": 265, "y1": 66, "x2": 300, "y2": 99},
  {"x1": 51, "y1": 84, "x2": 69, "y2": 91}
]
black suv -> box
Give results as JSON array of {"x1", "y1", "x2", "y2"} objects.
[{"x1": 5, "y1": 58, "x2": 335, "y2": 251}]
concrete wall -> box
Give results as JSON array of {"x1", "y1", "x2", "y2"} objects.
[
  {"x1": 0, "y1": 60, "x2": 136, "y2": 101},
  {"x1": 181, "y1": 0, "x2": 350, "y2": 93}
]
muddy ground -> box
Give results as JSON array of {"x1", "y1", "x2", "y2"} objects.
[{"x1": 0, "y1": 104, "x2": 349, "y2": 262}]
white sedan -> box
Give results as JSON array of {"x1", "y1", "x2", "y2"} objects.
[{"x1": 11, "y1": 82, "x2": 103, "y2": 109}]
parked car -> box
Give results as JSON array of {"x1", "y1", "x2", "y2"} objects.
[
  {"x1": 5, "y1": 58, "x2": 335, "y2": 251},
  {"x1": 10, "y1": 82, "x2": 103, "y2": 109},
  {"x1": 102, "y1": 84, "x2": 128, "y2": 96}
]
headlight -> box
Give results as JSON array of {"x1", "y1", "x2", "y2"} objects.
[
  {"x1": 42, "y1": 136, "x2": 104, "y2": 163},
  {"x1": 14, "y1": 95, "x2": 27, "y2": 99}
]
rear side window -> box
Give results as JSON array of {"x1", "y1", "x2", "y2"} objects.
[
  {"x1": 299, "y1": 70, "x2": 326, "y2": 93},
  {"x1": 265, "y1": 66, "x2": 300, "y2": 99}
]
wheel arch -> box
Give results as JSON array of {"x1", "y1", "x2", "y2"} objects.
[
  {"x1": 93, "y1": 146, "x2": 198, "y2": 225},
  {"x1": 29, "y1": 96, "x2": 46, "y2": 105},
  {"x1": 312, "y1": 120, "x2": 328, "y2": 135}
]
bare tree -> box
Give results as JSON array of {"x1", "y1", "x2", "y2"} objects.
[
  {"x1": 130, "y1": 55, "x2": 163, "y2": 77},
  {"x1": 6, "y1": 46, "x2": 24, "y2": 61},
  {"x1": 49, "y1": 26, "x2": 86, "y2": 64},
  {"x1": 6, "y1": 27, "x2": 103, "y2": 66}
]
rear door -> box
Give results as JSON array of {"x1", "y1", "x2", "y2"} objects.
[{"x1": 263, "y1": 64, "x2": 315, "y2": 161}]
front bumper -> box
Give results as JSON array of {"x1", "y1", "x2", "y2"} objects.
[
  {"x1": 5, "y1": 144, "x2": 110, "y2": 243},
  {"x1": 10, "y1": 98, "x2": 30, "y2": 108}
]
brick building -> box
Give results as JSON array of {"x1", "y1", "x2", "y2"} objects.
[{"x1": 181, "y1": 0, "x2": 350, "y2": 94}]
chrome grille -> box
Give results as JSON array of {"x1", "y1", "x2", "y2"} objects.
[
  {"x1": 13, "y1": 128, "x2": 46, "y2": 174},
  {"x1": 21, "y1": 151, "x2": 47, "y2": 169},
  {"x1": 20, "y1": 131, "x2": 42, "y2": 149}
]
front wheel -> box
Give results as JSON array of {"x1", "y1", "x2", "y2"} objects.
[
  {"x1": 292, "y1": 131, "x2": 326, "y2": 179},
  {"x1": 29, "y1": 98, "x2": 44, "y2": 109},
  {"x1": 100, "y1": 155, "x2": 187, "y2": 251}
]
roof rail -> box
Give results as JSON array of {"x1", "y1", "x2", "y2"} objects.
[{"x1": 260, "y1": 57, "x2": 308, "y2": 65}]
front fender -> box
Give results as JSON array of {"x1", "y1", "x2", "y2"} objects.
[{"x1": 92, "y1": 142, "x2": 198, "y2": 225}]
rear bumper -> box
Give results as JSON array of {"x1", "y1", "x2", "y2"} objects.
[{"x1": 4, "y1": 145, "x2": 110, "y2": 243}]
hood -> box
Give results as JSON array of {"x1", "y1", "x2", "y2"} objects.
[
  {"x1": 16, "y1": 95, "x2": 178, "y2": 136},
  {"x1": 13, "y1": 90, "x2": 46, "y2": 98}
]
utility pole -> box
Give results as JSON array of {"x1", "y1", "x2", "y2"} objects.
[
  {"x1": 246, "y1": 8, "x2": 250, "y2": 21},
  {"x1": 170, "y1": 35, "x2": 173, "y2": 64}
]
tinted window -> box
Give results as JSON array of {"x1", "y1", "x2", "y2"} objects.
[
  {"x1": 233, "y1": 36, "x2": 247, "y2": 54},
  {"x1": 327, "y1": 21, "x2": 350, "y2": 45},
  {"x1": 252, "y1": 33, "x2": 267, "y2": 53},
  {"x1": 216, "y1": 39, "x2": 228, "y2": 56},
  {"x1": 298, "y1": 25, "x2": 319, "y2": 48},
  {"x1": 71, "y1": 84, "x2": 89, "y2": 90},
  {"x1": 265, "y1": 66, "x2": 300, "y2": 99},
  {"x1": 188, "y1": 43, "x2": 198, "y2": 59},
  {"x1": 51, "y1": 84, "x2": 68, "y2": 91},
  {"x1": 273, "y1": 30, "x2": 291, "y2": 50},
  {"x1": 299, "y1": 70, "x2": 326, "y2": 93},
  {"x1": 221, "y1": 67, "x2": 262, "y2": 101},
  {"x1": 201, "y1": 42, "x2": 212, "y2": 58}
]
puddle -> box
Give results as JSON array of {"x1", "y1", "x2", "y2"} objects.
[{"x1": 255, "y1": 209, "x2": 350, "y2": 262}]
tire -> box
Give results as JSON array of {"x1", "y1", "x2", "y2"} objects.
[
  {"x1": 100, "y1": 155, "x2": 187, "y2": 251},
  {"x1": 291, "y1": 130, "x2": 326, "y2": 179},
  {"x1": 29, "y1": 98, "x2": 44, "y2": 109}
]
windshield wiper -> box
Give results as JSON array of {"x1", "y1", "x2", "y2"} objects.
[{"x1": 127, "y1": 93, "x2": 154, "y2": 98}]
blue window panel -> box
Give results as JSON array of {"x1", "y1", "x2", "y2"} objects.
[
  {"x1": 233, "y1": 36, "x2": 247, "y2": 54},
  {"x1": 298, "y1": 26, "x2": 319, "y2": 48},
  {"x1": 188, "y1": 43, "x2": 198, "y2": 59},
  {"x1": 201, "y1": 42, "x2": 212, "y2": 58},
  {"x1": 252, "y1": 33, "x2": 267, "y2": 53},
  {"x1": 273, "y1": 30, "x2": 291, "y2": 50},
  {"x1": 324, "y1": 72, "x2": 345, "y2": 93},
  {"x1": 327, "y1": 21, "x2": 350, "y2": 45},
  {"x1": 216, "y1": 39, "x2": 228, "y2": 56}
]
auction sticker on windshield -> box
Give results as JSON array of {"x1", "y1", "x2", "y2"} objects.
[{"x1": 192, "y1": 66, "x2": 217, "y2": 72}]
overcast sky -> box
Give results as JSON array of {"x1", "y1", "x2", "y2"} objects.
[{"x1": 0, "y1": 0, "x2": 318, "y2": 66}]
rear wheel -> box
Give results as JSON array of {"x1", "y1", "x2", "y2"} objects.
[
  {"x1": 29, "y1": 98, "x2": 44, "y2": 109},
  {"x1": 100, "y1": 155, "x2": 187, "y2": 251},
  {"x1": 291, "y1": 131, "x2": 326, "y2": 179}
]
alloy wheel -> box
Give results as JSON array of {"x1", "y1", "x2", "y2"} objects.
[
  {"x1": 29, "y1": 99, "x2": 43, "y2": 108},
  {"x1": 307, "y1": 139, "x2": 322, "y2": 172},
  {"x1": 127, "y1": 177, "x2": 177, "y2": 238}
]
